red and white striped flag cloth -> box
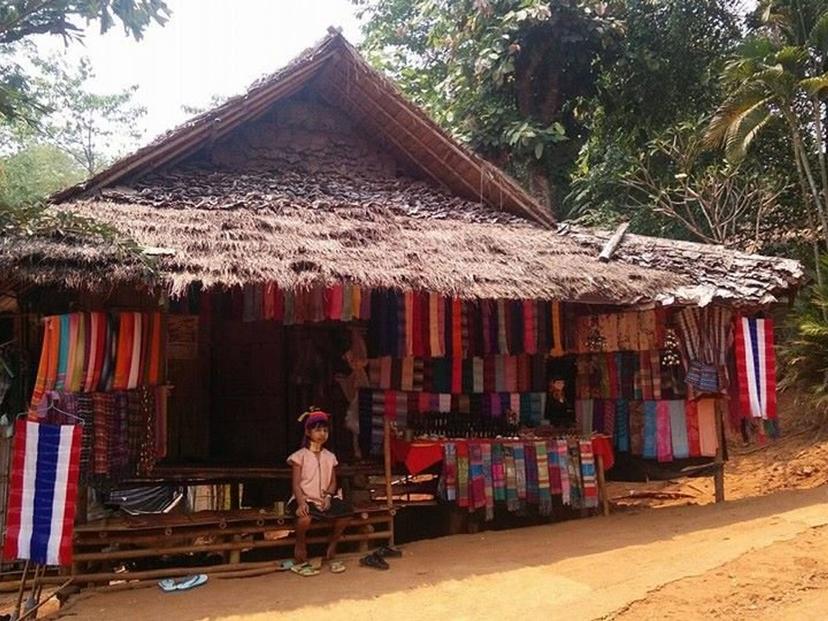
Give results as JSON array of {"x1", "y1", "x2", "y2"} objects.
[
  {"x1": 3, "y1": 420, "x2": 81, "y2": 566},
  {"x1": 734, "y1": 317, "x2": 777, "y2": 420}
]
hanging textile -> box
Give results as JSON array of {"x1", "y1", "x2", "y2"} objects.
[
  {"x1": 676, "y1": 306, "x2": 733, "y2": 394},
  {"x1": 3, "y1": 420, "x2": 82, "y2": 566},
  {"x1": 733, "y1": 316, "x2": 777, "y2": 420},
  {"x1": 30, "y1": 312, "x2": 164, "y2": 412}
]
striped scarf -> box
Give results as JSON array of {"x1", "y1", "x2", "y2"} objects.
[
  {"x1": 469, "y1": 442, "x2": 486, "y2": 511},
  {"x1": 579, "y1": 440, "x2": 599, "y2": 509},
  {"x1": 482, "y1": 443, "x2": 495, "y2": 521},
  {"x1": 536, "y1": 441, "x2": 552, "y2": 516},
  {"x1": 548, "y1": 442, "x2": 562, "y2": 495},
  {"x1": 456, "y1": 442, "x2": 470, "y2": 508},
  {"x1": 615, "y1": 399, "x2": 630, "y2": 452},
  {"x1": 525, "y1": 442, "x2": 538, "y2": 505},
  {"x1": 442, "y1": 442, "x2": 457, "y2": 501},
  {"x1": 492, "y1": 443, "x2": 506, "y2": 501},
  {"x1": 643, "y1": 401, "x2": 658, "y2": 459},
  {"x1": 514, "y1": 443, "x2": 527, "y2": 502},
  {"x1": 504, "y1": 444, "x2": 519, "y2": 511},
  {"x1": 557, "y1": 439, "x2": 571, "y2": 505},
  {"x1": 566, "y1": 440, "x2": 582, "y2": 508}
]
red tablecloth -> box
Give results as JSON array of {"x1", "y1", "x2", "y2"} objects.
[{"x1": 391, "y1": 436, "x2": 615, "y2": 475}]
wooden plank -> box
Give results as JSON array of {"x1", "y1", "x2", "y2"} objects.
[{"x1": 598, "y1": 222, "x2": 630, "y2": 262}]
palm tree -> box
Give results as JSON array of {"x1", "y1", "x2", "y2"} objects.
[{"x1": 705, "y1": 0, "x2": 828, "y2": 254}]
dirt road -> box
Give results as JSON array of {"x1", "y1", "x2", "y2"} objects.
[{"x1": 55, "y1": 485, "x2": 828, "y2": 621}]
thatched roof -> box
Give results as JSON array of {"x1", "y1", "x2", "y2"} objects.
[
  {"x1": 0, "y1": 31, "x2": 804, "y2": 307},
  {"x1": 53, "y1": 30, "x2": 552, "y2": 227},
  {"x1": 2, "y1": 164, "x2": 802, "y2": 306}
]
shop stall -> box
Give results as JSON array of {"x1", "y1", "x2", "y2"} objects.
[{"x1": 0, "y1": 31, "x2": 803, "y2": 586}]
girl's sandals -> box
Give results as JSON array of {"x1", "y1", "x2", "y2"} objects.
[
  {"x1": 329, "y1": 560, "x2": 346, "y2": 574},
  {"x1": 290, "y1": 562, "x2": 320, "y2": 577},
  {"x1": 375, "y1": 545, "x2": 403, "y2": 558},
  {"x1": 359, "y1": 552, "x2": 389, "y2": 570}
]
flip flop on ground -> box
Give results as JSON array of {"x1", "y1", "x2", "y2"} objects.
[
  {"x1": 359, "y1": 552, "x2": 389, "y2": 570},
  {"x1": 290, "y1": 562, "x2": 321, "y2": 577}
]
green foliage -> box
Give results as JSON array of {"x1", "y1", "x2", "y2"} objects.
[
  {"x1": 0, "y1": 143, "x2": 84, "y2": 207},
  {"x1": 0, "y1": 0, "x2": 169, "y2": 123},
  {"x1": 778, "y1": 257, "x2": 828, "y2": 425},
  {"x1": 357, "y1": 0, "x2": 626, "y2": 214},
  {"x1": 21, "y1": 56, "x2": 147, "y2": 174},
  {"x1": 567, "y1": 0, "x2": 743, "y2": 223}
]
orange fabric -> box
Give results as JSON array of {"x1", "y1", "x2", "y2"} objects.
[
  {"x1": 90, "y1": 312, "x2": 107, "y2": 391},
  {"x1": 45, "y1": 315, "x2": 60, "y2": 394},
  {"x1": 30, "y1": 316, "x2": 54, "y2": 411},
  {"x1": 113, "y1": 312, "x2": 134, "y2": 390},
  {"x1": 550, "y1": 301, "x2": 564, "y2": 356},
  {"x1": 70, "y1": 313, "x2": 86, "y2": 392}
]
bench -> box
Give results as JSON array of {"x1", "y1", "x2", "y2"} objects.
[{"x1": 72, "y1": 505, "x2": 395, "y2": 580}]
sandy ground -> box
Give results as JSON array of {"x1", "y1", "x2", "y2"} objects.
[
  {"x1": 18, "y1": 401, "x2": 828, "y2": 620},
  {"x1": 48, "y1": 485, "x2": 828, "y2": 621}
]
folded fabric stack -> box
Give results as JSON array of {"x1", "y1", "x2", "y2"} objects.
[
  {"x1": 366, "y1": 354, "x2": 549, "y2": 394},
  {"x1": 30, "y1": 312, "x2": 163, "y2": 413},
  {"x1": 577, "y1": 398, "x2": 719, "y2": 461},
  {"x1": 440, "y1": 438, "x2": 599, "y2": 518}
]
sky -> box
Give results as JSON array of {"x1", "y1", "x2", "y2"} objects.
[
  {"x1": 35, "y1": 0, "x2": 364, "y2": 145},
  {"x1": 33, "y1": 0, "x2": 759, "y2": 154}
]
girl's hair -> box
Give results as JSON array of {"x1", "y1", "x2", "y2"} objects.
[{"x1": 299, "y1": 408, "x2": 330, "y2": 448}]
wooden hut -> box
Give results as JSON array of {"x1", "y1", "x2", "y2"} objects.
[{"x1": 0, "y1": 31, "x2": 804, "y2": 584}]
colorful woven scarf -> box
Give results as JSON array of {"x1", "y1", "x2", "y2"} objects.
[
  {"x1": 557, "y1": 439, "x2": 571, "y2": 505},
  {"x1": 524, "y1": 442, "x2": 538, "y2": 505},
  {"x1": 566, "y1": 439, "x2": 582, "y2": 508},
  {"x1": 514, "y1": 442, "x2": 527, "y2": 502},
  {"x1": 92, "y1": 392, "x2": 113, "y2": 475},
  {"x1": 442, "y1": 442, "x2": 457, "y2": 501},
  {"x1": 615, "y1": 399, "x2": 630, "y2": 452},
  {"x1": 643, "y1": 401, "x2": 658, "y2": 459},
  {"x1": 685, "y1": 400, "x2": 701, "y2": 457},
  {"x1": 579, "y1": 440, "x2": 599, "y2": 509},
  {"x1": 547, "y1": 442, "x2": 562, "y2": 495},
  {"x1": 456, "y1": 441, "x2": 470, "y2": 508},
  {"x1": 629, "y1": 400, "x2": 645, "y2": 455},
  {"x1": 492, "y1": 443, "x2": 506, "y2": 501},
  {"x1": 504, "y1": 443, "x2": 519, "y2": 511},
  {"x1": 655, "y1": 401, "x2": 673, "y2": 462},
  {"x1": 469, "y1": 442, "x2": 486, "y2": 511},
  {"x1": 669, "y1": 400, "x2": 689, "y2": 459},
  {"x1": 536, "y1": 441, "x2": 552, "y2": 516},
  {"x1": 481, "y1": 443, "x2": 495, "y2": 521}
]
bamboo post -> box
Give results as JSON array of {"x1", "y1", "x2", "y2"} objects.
[
  {"x1": 714, "y1": 400, "x2": 725, "y2": 503},
  {"x1": 595, "y1": 454, "x2": 610, "y2": 517},
  {"x1": 382, "y1": 418, "x2": 394, "y2": 546},
  {"x1": 12, "y1": 559, "x2": 31, "y2": 621}
]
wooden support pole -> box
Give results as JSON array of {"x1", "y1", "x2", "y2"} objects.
[
  {"x1": 383, "y1": 418, "x2": 395, "y2": 546},
  {"x1": 714, "y1": 399, "x2": 725, "y2": 503},
  {"x1": 596, "y1": 454, "x2": 610, "y2": 517}
]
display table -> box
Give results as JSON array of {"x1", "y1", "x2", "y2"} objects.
[{"x1": 391, "y1": 435, "x2": 614, "y2": 475}]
